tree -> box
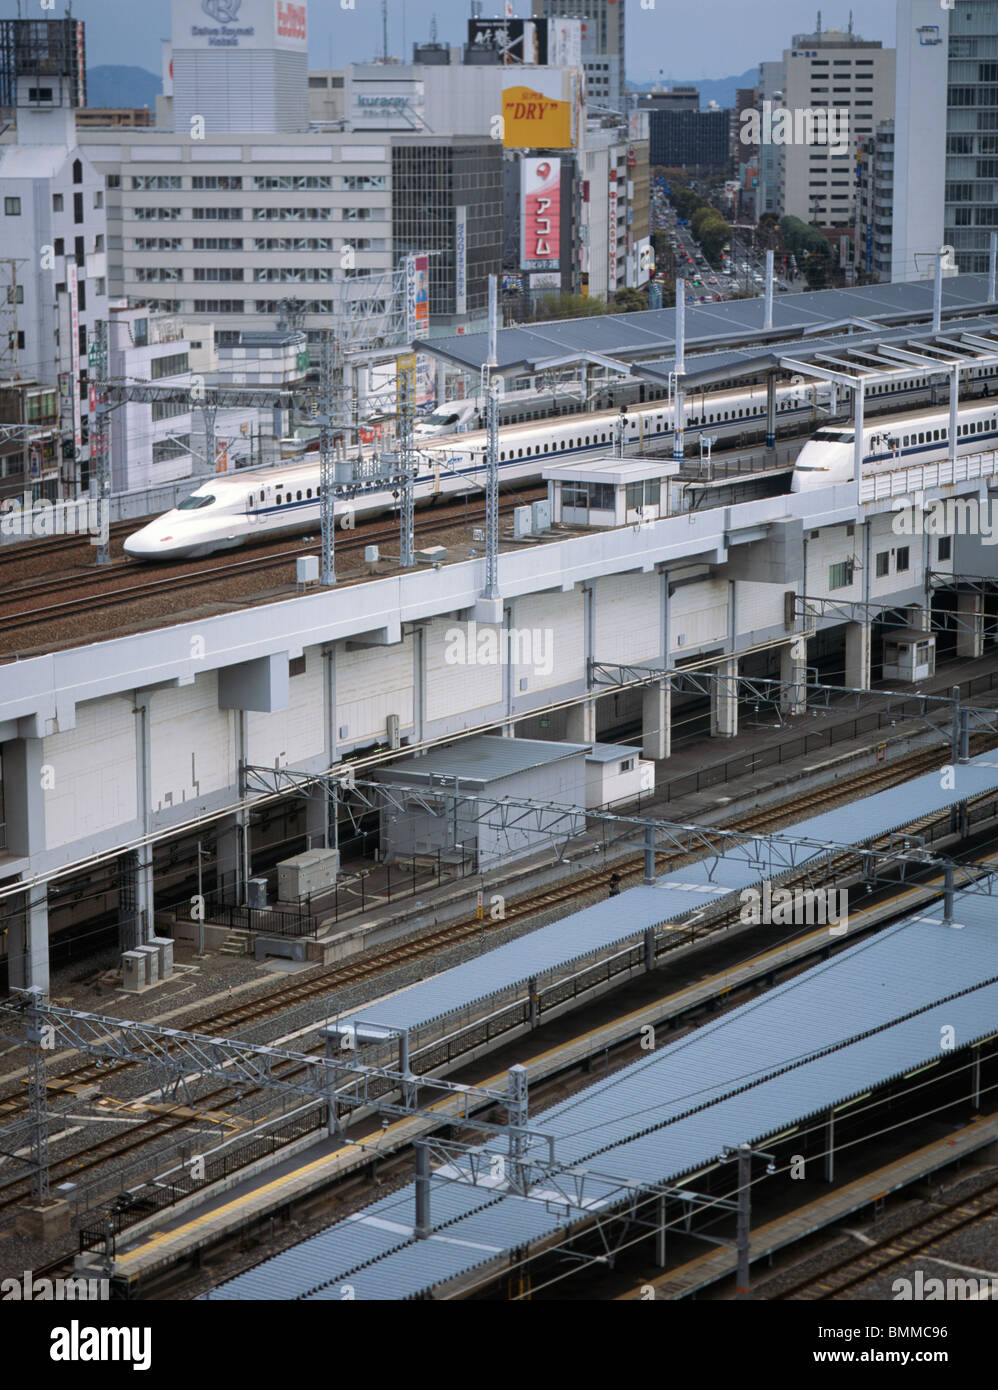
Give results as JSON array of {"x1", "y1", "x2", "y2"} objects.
[
  {"x1": 612, "y1": 287, "x2": 648, "y2": 313},
  {"x1": 527, "y1": 294, "x2": 609, "y2": 322}
]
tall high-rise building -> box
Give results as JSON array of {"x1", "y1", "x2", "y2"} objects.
[
  {"x1": 892, "y1": 0, "x2": 998, "y2": 281},
  {"x1": 779, "y1": 27, "x2": 894, "y2": 230},
  {"x1": 532, "y1": 0, "x2": 625, "y2": 111}
]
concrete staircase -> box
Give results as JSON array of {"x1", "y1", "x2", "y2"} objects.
[{"x1": 219, "y1": 930, "x2": 252, "y2": 957}]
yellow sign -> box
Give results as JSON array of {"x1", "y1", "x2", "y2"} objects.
[
  {"x1": 503, "y1": 84, "x2": 574, "y2": 150},
  {"x1": 397, "y1": 353, "x2": 417, "y2": 411}
]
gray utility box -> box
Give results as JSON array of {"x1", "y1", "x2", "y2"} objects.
[
  {"x1": 247, "y1": 878, "x2": 269, "y2": 910},
  {"x1": 278, "y1": 848, "x2": 340, "y2": 902},
  {"x1": 121, "y1": 952, "x2": 146, "y2": 992},
  {"x1": 137, "y1": 943, "x2": 160, "y2": 986},
  {"x1": 148, "y1": 935, "x2": 174, "y2": 979}
]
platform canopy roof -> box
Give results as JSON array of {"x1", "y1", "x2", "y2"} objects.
[{"x1": 417, "y1": 275, "x2": 998, "y2": 379}]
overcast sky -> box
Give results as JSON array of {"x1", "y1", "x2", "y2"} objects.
[{"x1": 0, "y1": 1, "x2": 898, "y2": 81}]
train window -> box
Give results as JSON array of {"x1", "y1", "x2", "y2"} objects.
[
  {"x1": 561, "y1": 441, "x2": 567, "y2": 450},
  {"x1": 903, "y1": 436, "x2": 909, "y2": 447},
  {"x1": 585, "y1": 435, "x2": 590, "y2": 445},
  {"x1": 297, "y1": 490, "x2": 303, "y2": 501},
  {"x1": 177, "y1": 494, "x2": 215, "y2": 510},
  {"x1": 500, "y1": 452, "x2": 506, "y2": 461},
  {"x1": 276, "y1": 494, "x2": 283, "y2": 504},
  {"x1": 918, "y1": 433, "x2": 925, "y2": 444},
  {"x1": 306, "y1": 488, "x2": 312, "y2": 498}
]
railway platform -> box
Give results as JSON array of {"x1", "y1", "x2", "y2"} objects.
[{"x1": 615, "y1": 1116, "x2": 998, "y2": 1301}]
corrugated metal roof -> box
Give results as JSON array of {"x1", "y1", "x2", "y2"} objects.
[
  {"x1": 210, "y1": 886, "x2": 998, "y2": 1301},
  {"x1": 418, "y1": 278, "x2": 997, "y2": 375},
  {"x1": 332, "y1": 753, "x2": 998, "y2": 1037},
  {"x1": 372, "y1": 734, "x2": 591, "y2": 787},
  {"x1": 633, "y1": 313, "x2": 998, "y2": 388},
  {"x1": 586, "y1": 743, "x2": 642, "y2": 764}
]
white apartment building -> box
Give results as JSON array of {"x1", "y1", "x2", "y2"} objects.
[
  {"x1": 108, "y1": 303, "x2": 194, "y2": 492},
  {"x1": 0, "y1": 75, "x2": 108, "y2": 498},
  {"x1": 780, "y1": 28, "x2": 895, "y2": 229}
]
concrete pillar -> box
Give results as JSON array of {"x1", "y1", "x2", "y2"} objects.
[
  {"x1": 956, "y1": 592, "x2": 985, "y2": 660},
  {"x1": 910, "y1": 604, "x2": 933, "y2": 635},
  {"x1": 136, "y1": 841, "x2": 154, "y2": 945},
  {"x1": 710, "y1": 658, "x2": 739, "y2": 739},
  {"x1": 566, "y1": 698, "x2": 597, "y2": 744},
  {"x1": 780, "y1": 636, "x2": 808, "y2": 715},
  {"x1": 7, "y1": 890, "x2": 49, "y2": 995},
  {"x1": 845, "y1": 623, "x2": 872, "y2": 690},
  {"x1": 641, "y1": 680, "x2": 671, "y2": 760},
  {"x1": 216, "y1": 809, "x2": 250, "y2": 905},
  {"x1": 305, "y1": 790, "x2": 329, "y2": 850}
]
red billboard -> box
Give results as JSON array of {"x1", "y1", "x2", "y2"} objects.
[{"x1": 521, "y1": 158, "x2": 561, "y2": 271}]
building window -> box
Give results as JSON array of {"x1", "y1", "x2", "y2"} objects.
[
  {"x1": 829, "y1": 561, "x2": 853, "y2": 590},
  {"x1": 52, "y1": 193, "x2": 64, "y2": 212},
  {"x1": 4, "y1": 197, "x2": 21, "y2": 215},
  {"x1": 192, "y1": 207, "x2": 244, "y2": 221},
  {"x1": 896, "y1": 546, "x2": 910, "y2": 573},
  {"x1": 6, "y1": 285, "x2": 24, "y2": 304},
  {"x1": 938, "y1": 535, "x2": 952, "y2": 562},
  {"x1": 73, "y1": 192, "x2": 84, "y2": 223},
  {"x1": 131, "y1": 175, "x2": 182, "y2": 191},
  {"x1": 152, "y1": 436, "x2": 191, "y2": 462},
  {"x1": 150, "y1": 352, "x2": 190, "y2": 378},
  {"x1": 193, "y1": 267, "x2": 243, "y2": 281},
  {"x1": 191, "y1": 175, "x2": 243, "y2": 190},
  {"x1": 72, "y1": 159, "x2": 82, "y2": 185},
  {"x1": 875, "y1": 551, "x2": 889, "y2": 578}
]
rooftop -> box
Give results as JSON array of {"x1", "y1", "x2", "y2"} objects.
[{"x1": 371, "y1": 734, "x2": 592, "y2": 787}]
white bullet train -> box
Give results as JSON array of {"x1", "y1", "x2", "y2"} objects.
[
  {"x1": 790, "y1": 398, "x2": 998, "y2": 492},
  {"x1": 124, "y1": 365, "x2": 998, "y2": 560}
]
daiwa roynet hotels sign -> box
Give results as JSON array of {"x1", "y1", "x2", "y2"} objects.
[{"x1": 177, "y1": 0, "x2": 307, "y2": 51}]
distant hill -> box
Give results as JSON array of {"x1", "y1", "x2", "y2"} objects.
[
  {"x1": 86, "y1": 66, "x2": 162, "y2": 111},
  {"x1": 629, "y1": 67, "x2": 759, "y2": 111}
]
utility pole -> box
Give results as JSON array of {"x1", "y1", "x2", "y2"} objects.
[
  {"x1": 482, "y1": 274, "x2": 500, "y2": 601},
  {"x1": 88, "y1": 319, "x2": 112, "y2": 567},
  {"x1": 397, "y1": 353, "x2": 416, "y2": 568},
  {"x1": 318, "y1": 330, "x2": 338, "y2": 587}
]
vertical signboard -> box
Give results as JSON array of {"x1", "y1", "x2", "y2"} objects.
[
  {"x1": 455, "y1": 207, "x2": 468, "y2": 317},
  {"x1": 521, "y1": 158, "x2": 562, "y2": 270},
  {"x1": 608, "y1": 174, "x2": 619, "y2": 292},
  {"x1": 405, "y1": 253, "x2": 430, "y2": 340},
  {"x1": 397, "y1": 351, "x2": 417, "y2": 423},
  {"x1": 66, "y1": 260, "x2": 82, "y2": 453}
]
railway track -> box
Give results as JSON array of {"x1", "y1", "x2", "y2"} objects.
[
  {"x1": 0, "y1": 737, "x2": 994, "y2": 1209},
  {"x1": 775, "y1": 1178, "x2": 998, "y2": 1300},
  {"x1": 0, "y1": 491, "x2": 543, "y2": 633}
]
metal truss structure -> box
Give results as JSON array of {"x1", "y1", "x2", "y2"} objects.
[
  {"x1": 793, "y1": 592, "x2": 998, "y2": 638},
  {"x1": 242, "y1": 765, "x2": 953, "y2": 887},
  {"x1": 0, "y1": 989, "x2": 529, "y2": 1202},
  {"x1": 928, "y1": 571, "x2": 998, "y2": 596},
  {"x1": 589, "y1": 662, "x2": 998, "y2": 756}
]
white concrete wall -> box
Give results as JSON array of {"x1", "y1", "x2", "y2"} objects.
[
  {"x1": 511, "y1": 588, "x2": 586, "y2": 692},
  {"x1": 735, "y1": 580, "x2": 787, "y2": 636},
  {"x1": 335, "y1": 637, "x2": 414, "y2": 745},
  {"x1": 247, "y1": 648, "x2": 325, "y2": 767},
  {"x1": 670, "y1": 577, "x2": 728, "y2": 653},
  {"x1": 42, "y1": 696, "x2": 136, "y2": 849},
  {"x1": 593, "y1": 572, "x2": 660, "y2": 663},
  {"x1": 149, "y1": 672, "x2": 236, "y2": 812}
]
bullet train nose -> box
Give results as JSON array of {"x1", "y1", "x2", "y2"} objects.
[{"x1": 123, "y1": 523, "x2": 189, "y2": 560}]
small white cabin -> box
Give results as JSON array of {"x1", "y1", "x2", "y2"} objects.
[
  {"x1": 882, "y1": 630, "x2": 936, "y2": 683},
  {"x1": 544, "y1": 457, "x2": 680, "y2": 528}
]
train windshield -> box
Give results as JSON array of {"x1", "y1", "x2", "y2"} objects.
[
  {"x1": 810, "y1": 431, "x2": 855, "y2": 443},
  {"x1": 421, "y1": 411, "x2": 461, "y2": 427},
  {"x1": 176, "y1": 494, "x2": 216, "y2": 510}
]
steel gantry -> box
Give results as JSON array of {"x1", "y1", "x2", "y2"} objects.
[
  {"x1": 588, "y1": 663, "x2": 998, "y2": 759},
  {"x1": 0, "y1": 988, "x2": 531, "y2": 1202},
  {"x1": 241, "y1": 764, "x2": 953, "y2": 887}
]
